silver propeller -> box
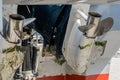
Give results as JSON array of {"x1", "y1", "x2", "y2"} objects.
[{"x1": 78, "y1": 17, "x2": 113, "y2": 37}]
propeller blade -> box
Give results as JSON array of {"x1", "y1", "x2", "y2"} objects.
[
  {"x1": 24, "y1": 18, "x2": 36, "y2": 27},
  {"x1": 102, "y1": 17, "x2": 113, "y2": 33},
  {"x1": 78, "y1": 24, "x2": 95, "y2": 32},
  {"x1": 97, "y1": 17, "x2": 113, "y2": 36}
]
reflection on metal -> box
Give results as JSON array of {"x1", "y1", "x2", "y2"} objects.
[
  {"x1": 79, "y1": 12, "x2": 113, "y2": 38},
  {"x1": 7, "y1": 14, "x2": 24, "y2": 43},
  {"x1": 85, "y1": 12, "x2": 101, "y2": 38},
  {"x1": 1, "y1": 14, "x2": 36, "y2": 44},
  {"x1": 31, "y1": 32, "x2": 44, "y2": 74}
]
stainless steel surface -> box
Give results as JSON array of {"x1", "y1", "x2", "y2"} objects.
[
  {"x1": 2, "y1": 14, "x2": 36, "y2": 44},
  {"x1": 2, "y1": 14, "x2": 43, "y2": 80},
  {"x1": 20, "y1": 32, "x2": 44, "y2": 80},
  {"x1": 31, "y1": 32, "x2": 44, "y2": 74},
  {"x1": 78, "y1": 12, "x2": 113, "y2": 38},
  {"x1": 6, "y1": 14, "x2": 24, "y2": 43},
  {"x1": 85, "y1": 12, "x2": 101, "y2": 38}
]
